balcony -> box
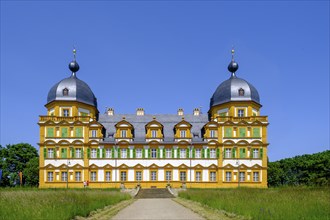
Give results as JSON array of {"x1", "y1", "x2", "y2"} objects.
[
  {"x1": 216, "y1": 116, "x2": 268, "y2": 123},
  {"x1": 39, "y1": 116, "x2": 91, "y2": 123}
]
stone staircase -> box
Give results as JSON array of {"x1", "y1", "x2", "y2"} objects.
[{"x1": 135, "y1": 188, "x2": 175, "y2": 199}]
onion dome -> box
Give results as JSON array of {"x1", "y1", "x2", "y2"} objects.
[
  {"x1": 46, "y1": 49, "x2": 97, "y2": 107},
  {"x1": 210, "y1": 49, "x2": 260, "y2": 107}
]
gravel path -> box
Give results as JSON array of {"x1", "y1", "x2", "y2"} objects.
[{"x1": 111, "y1": 198, "x2": 205, "y2": 220}]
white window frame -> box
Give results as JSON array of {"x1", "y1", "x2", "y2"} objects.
[
  {"x1": 105, "y1": 149, "x2": 112, "y2": 158},
  {"x1": 90, "y1": 171, "x2": 97, "y2": 181},
  {"x1": 63, "y1": 109, "x2": 70, "y2": 117},
  {"x1": 165, "y1": 148, "x2": 172, "y2": 158},
  {"x1": 253, "y1": 172, "x2": 259, "y2": 182},
  {"x1": 136, "y1": 149, "x2": 142, "y2": 158},
  {"x1": 75, "y1": 148, "x2": 82, "y2": 158},
  {"x1": 195, "y1": 149, "x2": 201, "y2": 158},
  {"x1": 210, "y1": 171, "x2": 216, "y2": 182},
  {"x1": 151, "y1": 130, "x2": 157, "y2": 138},
  {"x1": 253, "y1": 149, "x2": 259, "y2": 158},
  {"x1": 165, "y1": 171, "x2": 171, "y2": 181},
  {"x1": 210, "y1": 149, "x2": 216, "y2": 158},
  {"x1": 75, "y1": 171, "x2": 81, "y2": 181},
  {"x1": 225, "y1": 148, "x2": 231, "y2": 158},
  {"x1": 180, "y1": 130, "x2": 186, "y2": 138},
  {"x1": 47, "y1": 172, "x2": 53, "y2": 182},
  {"x1": 61, "y1": 172, "x2": 68, "y2": 181},
  {"x1": 91, "y1": 149, "x2": 97, "y2": 158},
  {"x1": 180, "y1": 171, "x2": 186, "y2": 182},
  {"x1": 105, "y1": 171, "x2": 111, "y2": 182},
  {"x1": 151, "y1": 171, "x2": 157, "y2": 181},
  {"x1": 180, "y1": 149, "x2": 186, "y2": 158},
  {"x1": 210, "y1": 130, "x2": 217, "y2": 138},
  {"x1": 47, "y1": 148, "x2": 54, "y2": 158},
  {"x1": 151, "y1": 148, "x2": 157, "y2": 158},
  {"x1": 121, "y1": 130, "x2": 127, "y2": 138},
  {"x1": 195, "y1": 171, "x2": 201, "y2": 181},
  {"x1": 136, "y1": 171, "x2": 142, "y2": 181},
  {"x1": 238, "y1": 109, "x2": 244, "y2": 117},
  {"x1": 121, "y1": 171, "x2": 127, "y2": 181},
  {"x1": 91, "y1": 130, "x2": 97, "y2": 138},
  {"x1": 226, "y1": 172, "x2": 231, "y2": 182},
  {"x1": 239, "y1": 172, "x2": 245, "y2": 182},
  {"x1": 121, "y1": 149, "x2": 127, "y2": 158}
]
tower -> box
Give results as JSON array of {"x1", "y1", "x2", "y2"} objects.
[{"x1": 209, "y1": 49, "x2": 269, "y2": 187}]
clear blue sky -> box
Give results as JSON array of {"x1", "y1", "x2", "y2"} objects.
[{"x1": 1, "y1": 1, "x2": 329, "y2": 161}]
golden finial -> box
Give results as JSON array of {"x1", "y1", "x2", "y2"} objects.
[
  {"x1": 73, "y1": 47, "x2": 77, "y2": 60},
  {"x1": 231, "y1": 47, "x2": 235, "y2": 60}
]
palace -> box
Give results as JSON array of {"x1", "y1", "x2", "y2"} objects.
[{"x1": 38, "y1": 49, "x2": 269, "y2": 188}]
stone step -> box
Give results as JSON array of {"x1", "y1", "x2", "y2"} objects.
[{"x1": 135, "y1": 188, "x2": 175, "y2": 199}]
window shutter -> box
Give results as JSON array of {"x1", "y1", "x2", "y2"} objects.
[
  {"x1": 250, "y1": 148, "x2": 253, "y2": 158},
  {"x1": 102, "y1": 149, "x2": 105, "y2": 158},
  {"x1": 71, "y1": 148, "x2": 75, "y2": 158},
  {"x1": 112, "y1": 148, "x2": 115, "y2": 158},
  {"x1": 223, "y1": 150, "x2": 225, "y2": 158},
  {"x1": 87, "y1": 148, "x2": 90, "y2": 158},
  {"x1": 133, "y1": 149, "x2": 136, "y2": 158},
  {"x1": 192, "y1": 149, "x2": 196, "y2": 158},
  {"x1": 119, "y1": 149, "x2": 121, "y2": 158},
  {"x1": 177, "y1": 149, "x2": 180, "y2": 158},
  {"x1": 202, "y1": 149, "x2": 205, "y2": 158},
  {"x1": 260, "y1": 148, "x2": 263, "y2": 158},
  {"x1": 157, "y1": 149, "x2": 160, "y2": 158},
  {"x1": 232, "y1": 148, "x2": 236, "y2": 158},
  {"x1": 62, "y1": 128, "x2": 68, "y2": 137},
  {"x1": 253, "y1": 128, "x2": 260, "y2": 137},
  {"x1": 217, "y1": 148, "x2": 220, "y2": 158},
  {"x1": 61, "y1": 148, "x2": 64, "y2": 158},
  {"x1": 242, "y1": 148, "x2": 246, "y2": 157},
  {"x1": 81, "y1": 148, "x2": 84, "y2": 158},
  {"x1": 172, "y1": 148, "x2": 175, "y2": 158},
  {"x1": 239, "y1": 148, "x2": 243, "y2": 158},
  {"x1": 97, "y1": 149, "x2": 100, "y2": 158},
  {"x1": 148, "y1": 149, "x2": 151, "y2": 158},
  {"x1": 207, "y1": 149, "x2": 210, "y2": 158},
  {"x1": 162, "y1": 149, "x2": 165, "y2": 158},
  {"x1": 186, "y1": 149, "x2": 188, "y2": 158},
  {"x1": 44, "y1": 148, "x2": 47, "y2": 158},
  {"x1": 47, "y1": 128, "x2": 54, "y2": 137}
]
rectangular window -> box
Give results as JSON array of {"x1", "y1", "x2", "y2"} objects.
[
  {"x1": 105, "y1": 171, "x2": 111, "y2": 182},
  {"x1": 47, "y1": 128, "x2": 54, "y2": 137},
  {"x1": 121, "y1": 149, "x2": 127, "y2": 158},
  {"x1": 75, "y1": 171, "x2": 81, "y2": 181},
  {"x1": 180, "y1": 130, "x2": 186, "y2": 138},
  {"x1": 195, "y1": 171, "x2": 201, "y2": 181},
  {"x1": 238, "y1": 109, "x2": 244, "y2": 117},
  {"x1": 136, "y1": 171, "x2": 142, "y2": 181},
  {"x1": 75, "y1": 148, "x2": 82, "y2": 158},
  {"x1": 63, "y1": 109, "x2": 69, "y2": 117},
  {"x1": 180, "y1": 171, "x2": 186, "y2": 182},
  {"x1": 151, "y1": 130, "x2": 157, "y2": 138},
  {"x1": 121, "y1": 130, "x2": 127, "y2": 138},
  {"x1": 239, "y1": 128, "x2": 246, "y2": 137},
  {"x1": 61, "y1": 172, "x2": 68, "y2": 181},
  {"x1": 120, "y1": 171, "x2": 127, "y2": 181},
  {"x1": 253, "y1": 128, "x2": 260, "y2": 137},
  {"x1": 61, "y1": 128, "x2": 68, "y2": 137},
  {"x1": 91, "y1": 149, "x2": 97, "y2": 158},
  {"x1": 136, "y1": 149, "x2": 142, "y2": 158},
  {"x1": 165, "y1": 148, "x2": 172, "y2": 158},
  {"x1": 210, "y1": 172, "x2": 216, "y2": 182},
  {"x1": 253, "y1": 172, "x2": 259, "y2": 182},
  {"x1": 165, "y1": 171, "x2": 171, "y2": 181},
  {"x1": 180, "y1": 149, "x2": 186, "y2": 158},
  {"x1": 226, "y1": 172, "x2": 231, "y2": 182},
  {"x1": 210, "y1": 130, "x2": 217, "y2": 138},
  {"x1": 225, "y1": 148, "x2": 231, "y2": 158},
  {"x1": 239, "y1": 172, "x2": 245, "y2": 182},
  {"x1": 195, "y1": 149, "x2": 201, "y2": 158},
  {"x1": 47, "y1": 148, "x2": 54, "y2": 158},
  {"x1": 91, "y1": 130, "x2": 97, "y2": 138},
  {"x1": 75, "y1": 127, "x2": 83, "y2": 137},
  {"x1": 47, "y1": 172, "x2": 53, "y2": 182},
  {"x1": 210, "y1": 149, "x2": 216, "y2": 158},
  {"x1": 151, "y1": 149, "x2": 157, "y2": 158},
  {"x1": 224, "y1": 128, "x2": 232, "y2": 137},
  {"x1": 151, "y1": 171, "x2": 157, "y2": 181},
  {"x1": 105, "y1": 149, "x2": 112, "y2": 158},
  {"x1": 90, "y1": 171, "x2": 97, "y2": 181},
  {"x1": 253, "y1": 149, "x2": 259, "y2": 158}
]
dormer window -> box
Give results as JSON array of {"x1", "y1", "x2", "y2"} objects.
[
  {"x1": 63, "y1": 88, "x2": 69, "y2": 96},
  {"x1": 180, "y1": 130, "x2": 186, "y2": 138},
  {"x1": 121, "y1": 130, "x2": 127, "y2": 138},
  {"x1": 151, "y1": 130, "x2": 157, "y2": 138},
  {"x1": 238, "y1": 88, "x2": 244, "y2": 96}
]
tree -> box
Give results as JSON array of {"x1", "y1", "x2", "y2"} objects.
[{"x1": 0, "y1": 143, "x2": 39, "y2": 187}]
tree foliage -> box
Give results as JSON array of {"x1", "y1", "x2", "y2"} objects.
[
  {"x1": 0, "y1": 143, "x2": 39, "y2": 187},
  {"x1": 268, "y1": 150, "x2": 330, "y2": 187}
]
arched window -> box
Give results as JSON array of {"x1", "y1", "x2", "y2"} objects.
[
  {"x1": 63, "y1": 88, "x2": 69, "y2": 96},
  {"x1": 238, "y1": 88, "x2": 244, "y2": 96}
]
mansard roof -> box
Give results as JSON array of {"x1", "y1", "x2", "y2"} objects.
[{"x1": 99, "y1": 113, "x2": 208, "y2": 143}]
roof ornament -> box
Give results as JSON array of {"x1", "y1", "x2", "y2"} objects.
[
  {"x1": 69, "y1": 47, "x2": 80, "y2": 77},
  {"x1": 227, "y1": 47, "x2": 239, "y2": 77}
]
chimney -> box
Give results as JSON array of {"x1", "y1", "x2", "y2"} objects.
[
  {"x1": 177, "y1": 108, "x2": 184, "y2": 116},
  {"x1": 136, "y1": 108, "x2": 145, "y2": 116},
  {"x1": 193, "y1": 108, "x2": 200, "y2": 116},
  {"x1": 107, "y1": 108, "x2": 114, "y2": 116}
]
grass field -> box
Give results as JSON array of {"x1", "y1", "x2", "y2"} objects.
[
  {"x1": 179, "y1": 187, "x2": 330, "y2": 220},
  {"x1": 0, "y1": 188, "x2": 131, "y2": 220}
]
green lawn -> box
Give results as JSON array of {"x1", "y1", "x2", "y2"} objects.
[
  {"x1": 179, "y1": 187, "x2": 330, "y2": 220},
  {"x1": 0, "y1": 188, "x2": 131, "y2": 220}
]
